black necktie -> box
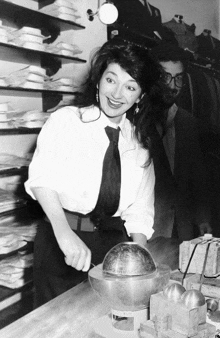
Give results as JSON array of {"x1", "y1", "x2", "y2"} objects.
[{"x1": 91, "y1": 126, "x2": 121, "y2": 223}]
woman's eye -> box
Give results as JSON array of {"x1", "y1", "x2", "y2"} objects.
[
  {"x1": 127, "y1": 86, "x2": 136, "y2": 91},
  {"x1": 106, "y1": 77, "x2": 114, "y2": 83}
]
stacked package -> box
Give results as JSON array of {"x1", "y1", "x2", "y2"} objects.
[
  {"x1": 0, "y1": 45, "x2": 7, "y2": 85},
  {"x1": 0, "y1": 221, "x2": 37, "y2": 288},
  {"x1": 0, "y1": 252, "x2": 33, "y2": 288},
  {"x1": 5, "y1": 65, "x2": 47, "y2": 90},
  {"x1": 0, "y1": 20, "x2": 8, "y2": 43},
  {"x1": 39, "y1": 0, "x2": 81, "y2": 23},
  {"x1": 12, "y1": 110, "x2": 51, "y2": 128},
  {"x1": 8, "y1": 26, "x2": 46, "y2": 52},
  {"x1": 0, "y1": 153, "x2": 31, "y2": 171},
  {"x1": 45, "y1": 76, "x2": 77, "y2": 92},
  {"x1": 0, "y1": 188, "x2": 27, "y2": 214},
  {"x1": 45, "y1": 41, "x2": 82, "y2": 57},
  {"x1": 0, "y1": 103, "x2": 12, "y2": 129},
  {"x1": 0, "y1": 103, "x2": 50, "y2": 129},
  {"x1": 0, "y1": 222, "x2": 37, "y2": 255}
]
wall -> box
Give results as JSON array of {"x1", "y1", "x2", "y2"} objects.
[
  {"x1": 150, "y1": 0, "x2": 220, "y2": 38},
  {"x1": 58, "y1": 0, "x2": 107, "y2": 86}
]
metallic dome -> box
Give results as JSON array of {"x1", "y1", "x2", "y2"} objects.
[
  {"x1": 103, "y1": 242, "x2": 157, "y2": 277},
  {"x1": 181, "y1": 289, "x2": 206, "y2": 309},
  {"x1": 163, "y1": 283, "x2": 186, "y2": 303},
  {"x1": 89, "y1": 242, "x2": 170, "y2": 311}
]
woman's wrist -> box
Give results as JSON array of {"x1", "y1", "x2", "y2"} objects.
[{"x1": 130, "y1": 233, "x2": 147, "y2": 247}]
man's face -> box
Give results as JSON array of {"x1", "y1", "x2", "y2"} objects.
[{"x1": 159, "y1": 61, "x2": 185, "y2": 108}]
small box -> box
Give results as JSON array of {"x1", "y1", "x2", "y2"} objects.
[{"x1": 179, "y1": 235, "x2": 220, "y2": 277}]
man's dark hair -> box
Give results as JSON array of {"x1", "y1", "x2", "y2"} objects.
[{"x1": 149, "y1": 42, "x2": 190, "y2": 69}]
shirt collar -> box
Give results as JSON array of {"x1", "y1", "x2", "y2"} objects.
[
  {"x1": 101, "y1": 110, "x2": 134, "y2": 142},
  {"x1": 78, "y1": 105, "x2": 135, "y2": 143}
]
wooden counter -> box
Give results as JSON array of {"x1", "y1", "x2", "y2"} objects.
[{"x1": 0, "y1": 237, "x2": 179, "y2": 338}]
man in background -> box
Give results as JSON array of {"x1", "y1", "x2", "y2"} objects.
[{"x1": 149, "y1": 43, "x2": 212, "y2": 241}]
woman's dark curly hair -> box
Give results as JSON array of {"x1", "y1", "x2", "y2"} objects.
[{"x1": 74, "y1": 38, "x2": 162, "y2": 152}]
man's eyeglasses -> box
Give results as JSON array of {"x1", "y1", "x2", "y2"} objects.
[{"x1": 160, "y1": 72, "x2": 185, "y2": 88}]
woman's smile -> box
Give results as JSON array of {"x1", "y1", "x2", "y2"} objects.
[{"x1": 107, "y1": 98, "x2": 123, "y2": 109}]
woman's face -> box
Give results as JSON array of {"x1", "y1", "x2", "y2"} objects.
[{"x1": 98, "y1": 63, "x2": 142, "y2": 124}]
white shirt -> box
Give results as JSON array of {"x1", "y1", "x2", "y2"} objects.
[{"x1": 25, "y1": 106, "x2": 155, "y2": 239}]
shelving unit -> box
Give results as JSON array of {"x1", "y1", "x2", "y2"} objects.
[
  {"x1": 0, "y1": 42, "x2": 87, "y2": 65},
  {"x1": 0, "y1": 0, "x2": 85, "y2": 36},
  {"x1": 0, "y1": 0, "x2": 86, "y2": 316},
  {"x1": 0, "y1": 85, "x2": 80, "y2": 95}
]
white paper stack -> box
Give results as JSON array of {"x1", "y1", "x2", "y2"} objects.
[
  {"x1": 45, "y1": 41, "x2": 82, "y2": 57},
  {"x1": 39, "y1": 0, "x2": 81, "y2": 23},
  {"x1": 0, "y1": 219, "x2": 37, "y2": 288},
  {"x1": 0, "y1": 222, "x2": 37, "y2": 246},
  {"x1": 0, "y1": 188, "x2": 26, "y2": 214},
  {"x1": 45, "y1": 76, "x2": 76, "y2": 92},
  {"x1": 5, "y1": 65, "x2": 47, "y2": 90},
  {"x1": 0, "y1": 71, "x2": 7, "y2": 87},
  {"x1": 0, "y1": 103, "x2": 10, "y2": 128},
  {"x1": 0, "y1": 153, "x2": 31, "y2": 170},
  {"x1": 0, "y1": 252, "x2": 33, "y2": 288},
  {"x1": 0, "y1": 233, "x2": 25, "y2": 255},
  {"x1": 12, "y1": 110, "x2": 51, "y2": 128},
  {"x1": 0, "y1": 103, "x2": 27, "y2": 129},
  {"x1": 9, "y1": 26, "x2": 46, "y2": 51},
  {"x1": 0, "y1": 20, "x2": 8, "y2": 43}
]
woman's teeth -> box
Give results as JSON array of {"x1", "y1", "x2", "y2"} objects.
[{"x1": 108, "y1": 98, "x2": 122, "y2": 108}]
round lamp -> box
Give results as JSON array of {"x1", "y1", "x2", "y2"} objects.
[{"x1": 98, "y1": 2, "x2": 118, "y2": 25}]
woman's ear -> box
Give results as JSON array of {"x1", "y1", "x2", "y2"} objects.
[{"x1": 136, "y1": 93, "x2": 145, "y2": 104}]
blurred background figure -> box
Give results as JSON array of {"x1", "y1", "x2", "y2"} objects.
[{"x1": 147, "y1": 43, "x2": 212, "y2": 241}]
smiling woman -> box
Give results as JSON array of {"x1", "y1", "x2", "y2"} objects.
[
  {"x1": 98, "y1": 63, "x2": 142, "y2": 124},
  {"x1": 24, "y1": 37, "x2": 162, "y2": 308}
]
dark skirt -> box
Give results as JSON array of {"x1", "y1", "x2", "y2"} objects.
[{"x1": 33, "y1": 213, "x2": 129, "y2": 308}]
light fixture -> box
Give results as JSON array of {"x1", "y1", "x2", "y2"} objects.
[{"x1": 87, "y1": 1, "x2": 118, "y2": 25}]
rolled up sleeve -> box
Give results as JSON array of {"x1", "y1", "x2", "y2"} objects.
[
  {"x1": 121, "y1": 161, "x2": 155, "y2": 240},
  {"x1": 25, "y1": 109, "x2": 74, "y2": 199}
]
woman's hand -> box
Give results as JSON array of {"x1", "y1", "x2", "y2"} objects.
[
  {"x1": 58, "y1": 229, "x2": 91, "y2": 272},
  {"x1": 32, "y1": 187, "x2": 92, "y2": 272},
  {"x1": 130, "y1": 232, "x2": 148, "y2": 247}
]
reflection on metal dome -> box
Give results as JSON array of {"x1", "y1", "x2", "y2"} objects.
[{"x1": 103, "y1": 242, "x2": 157, "y2": 277}]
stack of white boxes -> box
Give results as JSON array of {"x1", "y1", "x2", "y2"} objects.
[{"x1": 39, "y1": 0, "x2": 81, "y2": 23}]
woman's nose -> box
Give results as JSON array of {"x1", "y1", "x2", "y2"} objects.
[{"x1": 112, "y1": 85, "x2": 122, "y2": 98}]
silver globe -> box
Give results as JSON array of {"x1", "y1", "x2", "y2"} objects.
[{"x1": 103, "y1": 242, "x2": 157, "y2": 276}]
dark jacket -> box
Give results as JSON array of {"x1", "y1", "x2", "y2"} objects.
[{"x1": 152, "y1": 107, "x2": 210, "y2": 241}]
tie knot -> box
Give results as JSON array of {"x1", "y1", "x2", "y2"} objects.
[{"x1": 105, "y1": 126, "x2": 120, "y2": 144}]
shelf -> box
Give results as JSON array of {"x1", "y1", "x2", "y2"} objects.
[
  {"x1": 0, "y1": 86, "x2": 79, "y2": 95},
  {"x1": 0, "y1": 0, "x2": 85, "y2": 30},
  {"x1": 0, "y1": 167, "x2": 28, "y2": 177},
  {"x1": 0, "y1": 241, "x2": 33, "y2": 261},
  {"x1": 0, "y1": 128, "x2": 40, "y2": 135},
  {"x1": 0, "y1": 0, "x2": 85, "y2": 38},
  {"x1": 0, "y1": 279, "x2": 33, "y2": 313},
  {"x1": 0, "y1": 42, "x2": 86, "y2": 64}
]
